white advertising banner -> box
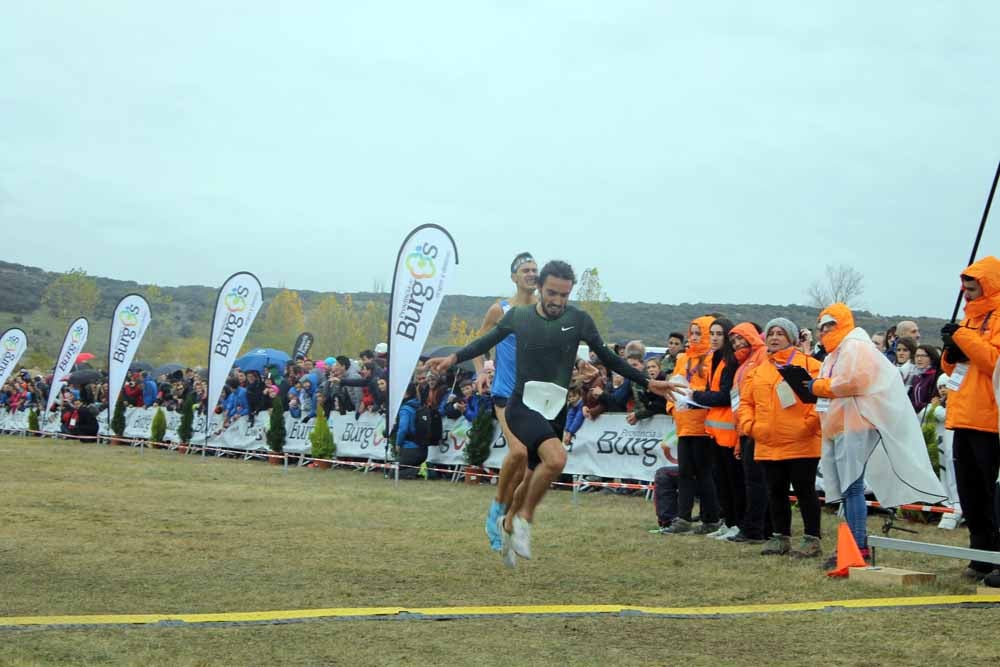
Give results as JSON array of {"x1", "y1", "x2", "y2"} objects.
[
  {"x1": 206, "y1": 272, "x2": 262, "y2": 436},
  {"x1": 45, "y1": 317, "x2": 89, "y2": 414},
  {"x1": 0, "y1": 408, "x2": 966, "y2": 507},
  {"x1": 387, "y1": 224, "x2": 459, "y2": 436},
  {"x1": 0, "y1": 328, "x2": 29, "y2": 389},
  {"x1": 107, "y1": 294, "x2": 152, "y2": 421}
]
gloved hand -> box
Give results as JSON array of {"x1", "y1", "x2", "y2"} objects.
[
  {"x1": 940, "y1": 322, "x2": 969, "y2": 363},
  {"x1": 940, "y1": 322, "x2": 960, "y2": 348}
]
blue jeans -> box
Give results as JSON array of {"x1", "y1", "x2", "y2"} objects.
[{"x1": 843, "y1": 476, "x2": 867, "y2": 549}]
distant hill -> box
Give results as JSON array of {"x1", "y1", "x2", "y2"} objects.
[{"x1": 0, "y1": 260, "x2": 947, "y2": 368}]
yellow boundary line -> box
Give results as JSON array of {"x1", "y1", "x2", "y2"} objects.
[{"x1": 3, "y1": 595, "x2": 1000, "y2": 627}]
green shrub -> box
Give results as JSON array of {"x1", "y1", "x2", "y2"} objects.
[
  {"x1": 308, "y1": 404, "x2": 335, "y2": 460},
  {"x1": 28, "y1": 408, "x2": 39, "y2": 434},
  {"x1": 266, "y1": 396, "x2": 286, "y2": 453},
  {"x1": 111, "y1": 397, "x2": 126, "y2": 438},
  {"x1": 921, "y1": 418, "x2": 940, "y2": 474},
  {"x1": 177, "y1": 395, "x2": 195, "y2": 444},
  {"x1": 464, "y1": 406, "x2": 494, "y2": 467},
  {"x1": 151, "y1": 408, "x2": 167, "y2": 444}
]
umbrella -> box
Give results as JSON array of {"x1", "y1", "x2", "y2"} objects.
[
  {"x1": 152, "y1": 363, "x2": 185, "y2": 379},
  {"x1": 66, "y1": 369, "x2": 101, "y2": 385},
  {"x1": 234, "y1": 348, "x2": 291, "y2": 374},
  {"x1": 74, "y1": 362, "x2": 94, "y2": 370},
  {"x1": 76, "y1": 352, "x2": 95, "y2": 364},
  {"x1": 420, "y1": 345, "x2": 476, "y2": 372},
  {"x1": 129, "y1": 361, "x2": 154, "y2": 373}
]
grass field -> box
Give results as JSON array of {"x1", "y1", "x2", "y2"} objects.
[{"x1": 1, "y1": 435, "x2": 998, "y2": 666}]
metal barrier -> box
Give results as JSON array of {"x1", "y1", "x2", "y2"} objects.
[{"x1": 868, "y1": 535, "x2": 1000, "y2": 568}]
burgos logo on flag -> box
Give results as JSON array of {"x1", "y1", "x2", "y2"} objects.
[
  {"x1": 119, "y1": 307, "x2": 140, "y2": 328},
  {"x1": 70, "y1": 324, "x2": 85, "y2": 344},
  {"x1": 2, "y1": 335, "x2": 18, "y2": 352},
  {"x1": 215, "y1": 285, "x2": 252, "y2": 357},
  {"x1": 113, "y1": 305, "x2": 143, "y2": 363},
  {"x1": 224, "y1": 287, "x2": 248, "y2": 313},
  {"x1": 395, "y1": 241, "x2": 441, "y2": 342},
  {"x1": 406, "y1": 246, "x2": 437, "y2": 280}
]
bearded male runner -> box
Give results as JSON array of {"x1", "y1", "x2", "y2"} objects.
[
  {"x1": 475, "y1": 252, "x2": 538, "y2": 552},
  {"x1": 427, "y1": 260, "x2": 678, "y2": 566}
]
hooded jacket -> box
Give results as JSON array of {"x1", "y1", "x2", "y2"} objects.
[
  {"x1": 736, "y1": 343, "x2": 821, "y2": 461},
  {"x1": 942, "y1": 256, "x2": 1000, "y2": 433},
  {"x1": 811, "y1": 303, "x2": 945, "y2": 507},
  {"x1": 667, "y1": 315, "x2": 715, "y2": 437}
]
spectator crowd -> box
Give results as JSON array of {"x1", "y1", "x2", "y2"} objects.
[{"x1": 3, "y1": 257, "x2": 1000, "y2": 588}]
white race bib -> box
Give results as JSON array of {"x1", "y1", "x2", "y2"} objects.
[
  {"x1": 815, "y1": 397, "x2": 830, "y2": 414},
  {"x1": 946, "y1": 363, "x2": 968, "y2": 392},
  {"x1": 776, "y1": 380, "x2": 797, "y2": 409},
  {"x1": 522, "y1": 381, "x2": 568, "y2": 420}
]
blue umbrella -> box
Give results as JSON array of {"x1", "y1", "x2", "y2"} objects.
[{"x1": 234, "y1": 348, "x2": 291, "y2": 374}]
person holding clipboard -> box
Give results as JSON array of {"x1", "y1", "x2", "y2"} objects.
[{"x1": 735, "y1": 317, "x2": 824, "y2": 559}]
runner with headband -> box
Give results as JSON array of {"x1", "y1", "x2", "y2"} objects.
[
  {"x1": 476, "y1": 251, "x2": 538, "y2": 553},
  {"x1": 427, "y1": 260, "x2": 678, "y2": 566}
]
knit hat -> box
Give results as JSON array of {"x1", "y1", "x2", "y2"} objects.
[
  {"x1": 764, "y1": 317, "x2": 798, "y2": 345},
  {"x1": 936, "y1": 374, "x2": 950, "y2": 389}
]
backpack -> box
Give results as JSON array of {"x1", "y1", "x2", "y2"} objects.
[{"x1": 412, "y1": 405, "x2": 443, "y2": 447}]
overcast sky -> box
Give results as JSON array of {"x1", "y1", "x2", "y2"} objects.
[{"x1": 2, "y1": 3, "x2": 998, "y2": 318}]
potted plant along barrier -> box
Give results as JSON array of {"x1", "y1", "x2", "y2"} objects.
[
  {"x1": 27, "y1": 408, "x2": 39, "y2": 436},
  {"x1": 463, "y1": 406, "x2": 494, "y2": 485},
  {"x1": 150, "y1": 407, "x2": 167, "y2": 448},
  {"x1": 110, "y1": 397, "x2": 127, "y2": 446},
  {"x1": 308, "y1": 404, "x2": 335, "y2": 469},
  {"x1": 266, "y1": 396, "x2": 286, "y2": 465},
  {"x1": 176, "y1": 395, "x2": 195, "y2": 454}
]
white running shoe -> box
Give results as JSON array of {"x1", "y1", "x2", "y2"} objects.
[
  {"x1": 938, "y1": 512, "x2": 962, "y2": 530},
  {"x1": 716, "y1": 525, "x2": 741, "y2": 541},
  {"x1": 498, "y1": 516, "x2": 516, "y2": 569},
  {"x1": 705, "y1": 522, "x2": 729, "y2": 538},
  {"x1": 511, "y1": 515, "x2": 532, "y2": 559}
]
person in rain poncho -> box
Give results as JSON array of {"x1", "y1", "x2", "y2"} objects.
[{"x1": 808, "y1": 303, "x2": 945, "y2": 562}]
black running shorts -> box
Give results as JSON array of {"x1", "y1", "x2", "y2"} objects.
[{"x1": 505, "y1": 392, "x2": 567, "y2": 470}]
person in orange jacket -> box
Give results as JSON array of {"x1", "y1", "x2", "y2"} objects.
[
  {"x1": 726, "y1": 321, "x2": 770, "y2": 543},
  {"x1": 661, "y1": 315, "x2": 721, "y2": 535},
  {"x1": 810, "y1": 303, "x2": 945, "y2": 569},
  {"x1": 694, "y1": 317, "x2": 743, "y2": 540},
  {"x1": 736, "y1": 317, "x2": 823, "y2": 558},
  {"x1": 940, "y1": 256, "x2": 1000, "y2": 581}
]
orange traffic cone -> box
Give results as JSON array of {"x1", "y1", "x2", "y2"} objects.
[{"x1": 827, "y1": 522, "x2": 867, "y2": 578}]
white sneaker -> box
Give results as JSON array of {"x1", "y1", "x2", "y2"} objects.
[
  {"x1": 498, "y1": 516, "x2": 516, "y2": 569},
  {"x1": 938, "y1": 512, "x2": 962, "y2": 530},
  {"x1": 716, "y1": 525, "x2": 741, "y2": 541},
  {"x1": 511, "y1": 515, "x2": 532, "y2": 559},
  {"x1": 705, "y1": 522, "x2": 728, "y2": 538}
]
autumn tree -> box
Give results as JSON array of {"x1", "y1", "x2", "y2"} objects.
[
  {"x1": 447, "y1": 315, "x2": 478, "y2": 346},
  {"x1": 142, "y1": 284, "x2": 173, "y2": 308},
  {"x1": 258, "y1": 289, "x2": 305, "y2": 350},
  {"x1": 358, "y1": 299, "x2": 389, "y2": 349},
  {"x1": 807, "y1": 264, "x2": 865, "y2": 309},
  {"x1": 41, "y1": 268, "x2": 99, "y2": 319},
  {"x1": 575, "y1": 267, "x2": 611, "y2": 337},
  {"x1": 307, "y1": 295, "x2": 363, "y2": 359}
]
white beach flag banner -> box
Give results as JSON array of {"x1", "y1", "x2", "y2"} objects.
[
  {"x1": 0, "y1": 327, "x2": 29, "y2": 389},
  {"x1": 45, "y1": 317, "x2": 89, "y2": 414},
  {"x1": 386, "y1": 224, "x2": 459, "y2": 436},
  {"x1": 107, "y1": 294, "x2": 153, "y2": 421},
  {"x1": 206, "y1": 272, "x2": 263, "y2": 436}
]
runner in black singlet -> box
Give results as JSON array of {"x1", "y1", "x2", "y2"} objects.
[{"x1": 427, "y1": 260, "x2": 677, "y2": 564}]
